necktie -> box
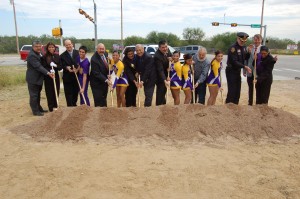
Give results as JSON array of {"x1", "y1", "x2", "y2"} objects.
[{"x1": 102, "y1": 56, "x2": 108, "y2": 69}]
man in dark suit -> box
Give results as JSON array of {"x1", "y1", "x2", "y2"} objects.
[
  {"x1": 90, "y1": 43, "x2": 112, "y2": 107},
  {"x1": 136, "y1": 44, "x2": 157, "y2": 107},
  {"x1": 154, "y1": 40, "x2": 172, "y2": 106},
  {"x1": 26, "y1": 40, "x2": 54, "y2": 116},
  {"x1": 60, "y1": 39, "x2": 80, "y2": 106}
]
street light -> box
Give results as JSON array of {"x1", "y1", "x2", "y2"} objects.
[
  {"x1": 260, "y1": 0, "x2": 265, "y2": 35},
  {"x1": 10, "y1": 0, "x2": 19, "y2": 54},
  {"x1": 121, "y1": 0, "x2": 124, "y2": 52},
  {"x1": 78, "y1": 0, "x2": 97, "y2": 50}
]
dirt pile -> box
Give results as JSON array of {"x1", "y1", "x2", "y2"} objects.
[{"x1": 11, "y1": 104, "x2": 300, "y2": 143}]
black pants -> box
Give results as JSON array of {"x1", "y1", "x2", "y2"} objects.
[
  {"x1": 193, "y1": 82, "x2": 206, "y2": 104},
  {"x1": 27, "y1": 83, "x2": 44, "y2": 114},
  {"x1": 44, "y1": 75, "x2": 60, "y2": 111},
  {"x1": 63, "y1": 80, "x2": 79, "y2": 107},
  {"x1": 225, "y1": 68, "x2": 241, "y2": 104},
  {"x1": 156, "y1": 82, "x2": 166, "y2": 106},
  {"x1": 125, "y1": 81, "x2": 137, "y2": 107},
  {"x1": 91, "y1": 84, "x2": 108, "y2": 107},
  {"x1": 256, "y1": 77, "x2": 272, "y2": 105},
  {"x1": 247, "y1": 76, "x2": 254, "y2": 106},
  {"x1": 144, "y1": 84, "x2": 155, "y2": 107}
]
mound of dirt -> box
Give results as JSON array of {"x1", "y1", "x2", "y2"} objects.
[{"x1": 10, "y1": 104, "x2": 300, "y2": 143}]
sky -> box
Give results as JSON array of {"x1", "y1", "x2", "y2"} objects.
[{"x1": 1, "y1": 0, "x2": 300, "y2": 43}]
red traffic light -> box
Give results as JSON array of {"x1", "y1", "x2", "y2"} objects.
[{"x1": 231, "y1": 23, "x2": 238, "y2": 27}]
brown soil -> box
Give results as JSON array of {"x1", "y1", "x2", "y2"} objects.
[
  {"x1": 11, "y1": 104, "x2": 300, "y2": 143},
  {"x1": 1, "y1": 80, "x2": 300, "y2": 198}
]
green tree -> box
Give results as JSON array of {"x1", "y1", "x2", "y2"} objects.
[
  {"x1": 166, "y1": 33, "x2": 181, "y2": 47},
  {"x1": 266, "y1": 37, "x2": 295, "y2": 49},
  {"x1": 182, "y1": 27, "x2": 205, "y2": 45},
  {"x1": 124, "y1": 36, "x2": 147, "y2": 46},
  {"x1": 210, "y1": 32, "x2": 238, "y2": 54},
  {"x1": 146, "y1": 31, "x2": 159, "y2": 44}
]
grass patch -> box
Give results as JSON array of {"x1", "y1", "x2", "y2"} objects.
[{"x1": 0, "y1": 66, "x2": 26, "y2": 89}]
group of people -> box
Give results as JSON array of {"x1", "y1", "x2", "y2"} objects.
[
  {"x1": 226, "y1": 32, "x2": 277, "y2": 106},
  {"x1": 26, "y1": 32, "x2": 276, "y2": 116}
]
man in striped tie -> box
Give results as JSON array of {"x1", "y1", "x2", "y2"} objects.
[
  {"x1": 90, "y1": 43, "x2": 112, "y2": 107},
  {"x1": 245, "y1": 34, "x2": 263, "y2": 105}
]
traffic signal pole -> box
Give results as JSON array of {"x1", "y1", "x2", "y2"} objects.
[
  {"x1": 79, "y1": 1, "x2": 98, "y2": 50},
  {"x1": 212, "y1": 22, "x2": 267, "y2": 45},
  {"x1": 59, "y1": 20, "x2": 63, "y2": 46}
]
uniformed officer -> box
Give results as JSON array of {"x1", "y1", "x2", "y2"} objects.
[{"x1": 225, "y1": 32, "x2": 252, "y2": 104}]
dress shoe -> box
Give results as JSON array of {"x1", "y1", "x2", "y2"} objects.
[
  {"x1": 39, "y1": 109, "x2": 49, "y2": 113},
  {"x1": 33, "y1": 112, "x2": 44, "y2": 116}
]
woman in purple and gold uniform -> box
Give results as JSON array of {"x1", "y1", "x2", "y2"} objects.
[
  {"x1": 182, "y1": 53, "x2": 193, "y2": 104},
  {"x1": 207, "y1": 50, "x2": 223, "y2": 105},
  {"x1": 169, "y1": 51, "x2": 182, "y2": 105},
  {"x1": 110, "y1": 51, "x2": 128, "y2": 107}
]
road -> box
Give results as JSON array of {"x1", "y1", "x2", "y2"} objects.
[{"x1": 1, "y1": 54, "x2": 299, "y2": 80}]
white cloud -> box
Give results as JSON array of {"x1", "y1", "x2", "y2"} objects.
[{"x1": 1, "y1": 0, "x2": 300, "y2": 40}]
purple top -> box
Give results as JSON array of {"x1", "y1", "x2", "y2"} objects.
[{"x1": 76, "y1": 57, "x2": 90, "y2": 80}]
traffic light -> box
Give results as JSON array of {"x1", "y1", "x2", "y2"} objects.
[
  {"x1": 231, "y1": 23, "x2": 238, "y2": 27},
  {"x1": 212, "y1": 22, "x2": 219, "y2": 26},
  {"x1": 79, "y1": 8, "x2": 94, "y2": 23},
  {"x1": 52, "y1": 27, "x2": 63, "y2": 37}
]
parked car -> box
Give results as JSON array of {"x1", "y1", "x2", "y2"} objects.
[
  {"x1": 122, "y1": 44, "x2": 184, "y2": 63},
  {"x1": 180, "y1": 45, "x2": 203, "y2": 56},
  {"x1": 20, "y1": 45, "x2": 32, "y2": 61},
  {"x1": 20, "y1": 44, "x2": 59, "y2": 61}
]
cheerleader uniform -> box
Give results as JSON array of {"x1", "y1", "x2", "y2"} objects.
[
  {"x1": 182, "y1": 64, "x2": 193, "y2": 90},
  {"x1": 207, "y1": 59, "x2": 222, "y2": 88},
  {"x1": 110, "y1": 60, "x2": 129, "y2": 88},
  {"x1": 170, "y1": 61, "x2": 182, "y2": 89}
]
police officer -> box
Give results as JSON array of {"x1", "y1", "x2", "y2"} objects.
[{"x1": 225, "y1": 32, "x2": 252, "y2": 104}]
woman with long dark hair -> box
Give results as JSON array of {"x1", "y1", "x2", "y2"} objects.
[
  {"x1": 122, "y1": 48, "x2": 137, "y2": 107},
  {"x1": 182, "y1": 53, "x2": 193, "y2": 104},
  {"x1": 255, "y1": 46, "x2": 276, "y2": 105},
  {"x1": 42, "y1": 42, "x2": 62, "y2": 112},
  {"x1": 169, "y1": 51, "x2": 182, "y2": 105},
  {"x1": 207, "y1": 50, "x2": 223, "y2": 105},
  {"x1": 110, "y1": 51, "x2": 128, "y2": 107}
]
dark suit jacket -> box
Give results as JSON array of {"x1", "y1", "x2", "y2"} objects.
[
  {"x1": 90, "y1": 52, "x2": 109, "y2": 87},
  {"x1": 26, "y1": 50, "x2": 49, "y2": 86},
  {"x1": 256, "y1": 54, "x2": 276, "y2": 83},
  {"x1": 154, "y1": 50, "x2": 171, "y2": 83},
  {"x1": 60, "y1": 49, "x2": 79, "y2": 83},
  {"x1": 136, "y1": 52, "x2": 156, "y2": 87},
  {"x1": 122, "y1": 56, "x2": 136, "y2": 83}
]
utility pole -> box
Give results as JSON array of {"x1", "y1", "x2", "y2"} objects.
[
  {"x1": 79, "y1": 0, "x2": 97, "y2": 50},
  {"x1": 121, "y1": 0, "x2": 124, "y2": 51},
  {"x1": 59, "y1": 19, "x2": 63, "y2": 46},
  {"x1": 93, "y1": 0, "x2": 98, "y2": 49},
  {"x1": 260, "y1": 0, "x2": 265, "y2": 35},
  {"x1": 10, "y1": 0, "x2": 19, "y2": 54}
]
